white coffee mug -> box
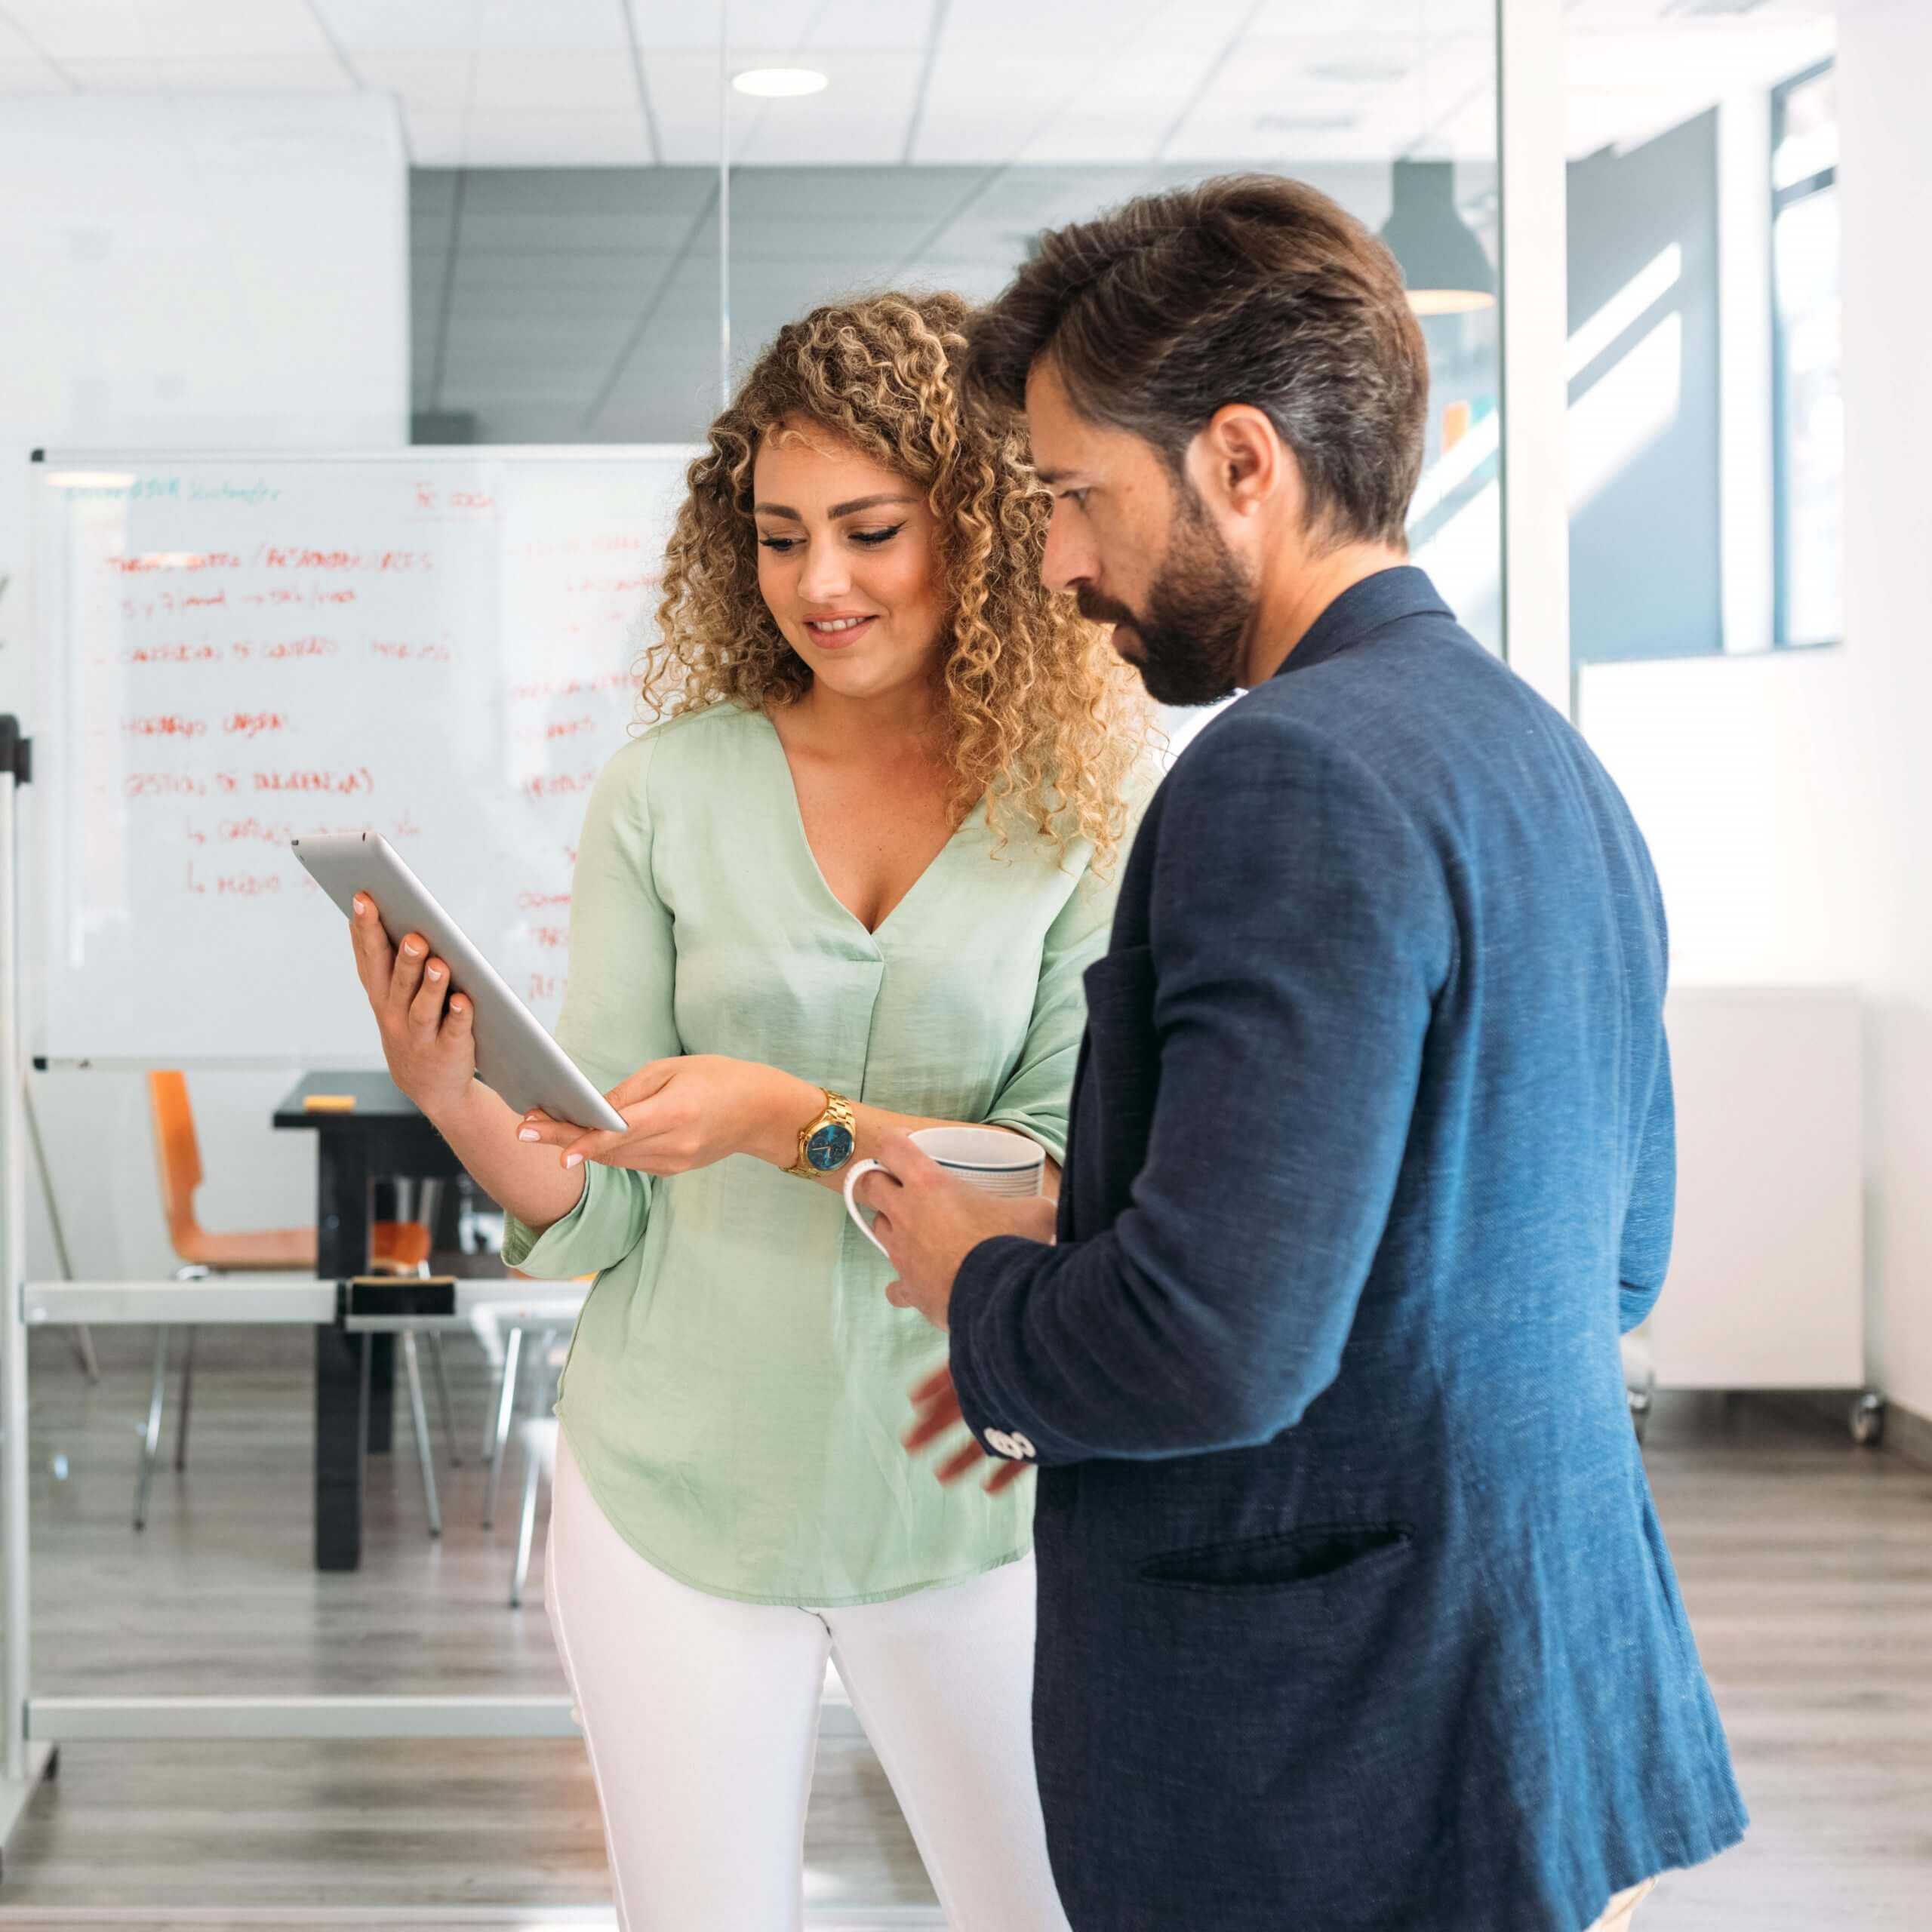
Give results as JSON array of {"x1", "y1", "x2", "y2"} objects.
[{"x1": 843, "y1": 1125, "x2": 1045, "y2": 1257}]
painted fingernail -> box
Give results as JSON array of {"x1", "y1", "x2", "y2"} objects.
[
  {"x1": 352, "y1": 894, "x2": 368, "y2": 914},
  {"x1": 564, "y1": 1152, "x2": 583, "y2": 1170},
  {"x1": 518, "y1": 1128, "x2": 540, "y2": 1142},
  {"x1": 402, "y1": 941, "x2": 423, "y2": 957},
  {"x1": 426, "y1": 964, "x2": 443, "y2": 980}
]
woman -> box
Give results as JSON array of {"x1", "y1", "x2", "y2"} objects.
[{"x1": 345, "y1": 291, "x2": 1149, "y2": 1928}]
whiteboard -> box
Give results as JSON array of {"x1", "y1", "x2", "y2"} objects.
[{"x1": 29, "y1": 448, "x2": 700, "y2": 1063}]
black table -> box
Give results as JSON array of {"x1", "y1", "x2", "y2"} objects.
[{"x1": 274, "y1": 1069, "x2": 465, "y2": 1571}]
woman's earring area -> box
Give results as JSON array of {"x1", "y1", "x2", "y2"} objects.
[{"x1": 843, "y1": 1158, "x2": 891, "y2": 1256}]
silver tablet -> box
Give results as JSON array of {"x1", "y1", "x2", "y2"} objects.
[{"x1": 293, "y1": 830, "x2": 626, "y2": 1134}]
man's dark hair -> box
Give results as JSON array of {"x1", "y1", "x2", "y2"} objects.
[{"x1": 967, "y1": 173, "x2": 1430, "y2": 549}]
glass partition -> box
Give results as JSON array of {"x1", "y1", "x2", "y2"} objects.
[{"x1": 412, "y1": 0, "x2": 1503, "y2": 651}]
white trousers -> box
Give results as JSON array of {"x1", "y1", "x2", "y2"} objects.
[{"x1": 546, "y1": 1432, "x2": 1071, "y2": 1932}]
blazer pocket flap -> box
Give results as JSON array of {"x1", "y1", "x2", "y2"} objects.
[{"x1": 1140, "y1": 1523, "x2": 1413, "y2": 1591}]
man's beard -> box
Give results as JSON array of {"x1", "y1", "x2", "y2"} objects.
[{"x1": 1076, "y1": 487, "x2": 1254, "y2": 706}]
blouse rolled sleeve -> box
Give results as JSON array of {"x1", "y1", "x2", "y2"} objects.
[
  {"x1": 500, "y1": 733, "x2": 681, "y2": 1280},
  {"x1": 502, "y1": 1158, "x2": 649, "y2": 1279}
]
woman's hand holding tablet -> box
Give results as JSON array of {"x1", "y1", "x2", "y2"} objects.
[
  {"x1": 300, "y1": 829, "x2": 636, "y2": 1245},
  {"x1": 346, "y1": 894, "x2": 482, "y2": 1121}
]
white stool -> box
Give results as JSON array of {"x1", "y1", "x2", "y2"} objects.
[
  {"x1": 509, "y1": 1415, "x2": 558, "y2": 1608},
  {"x1": 478, "y1": 1291, "x2": 587, "y2": 1528}
]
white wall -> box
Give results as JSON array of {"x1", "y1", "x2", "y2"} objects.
[
  {"x1": 1579, "y1": 648, "x2": 1865, "y2": 988},
  {"x1": 1837, "y1": 0, "x2": 1932, "y2": 1423},
  {"x1": 0, "y1": 94, "x2": 408, "y2": 1289},
  {"x1": 1583, "y1": 0, "x2": 1932, "y2": 1422}
]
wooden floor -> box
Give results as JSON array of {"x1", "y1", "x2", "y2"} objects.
[{"x1": 2, "y1": 1328, "x2": 1927, "y2": 1929}]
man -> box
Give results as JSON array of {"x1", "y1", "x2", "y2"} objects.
[{"x1": 857, "y1": 174, "x2": 1746, "y2": 1932}]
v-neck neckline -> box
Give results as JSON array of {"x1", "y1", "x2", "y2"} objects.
[{"x1": 754, "y1": 707, "x2": 983, "y2": 944}]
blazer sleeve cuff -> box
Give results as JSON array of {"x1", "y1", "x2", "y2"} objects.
[{"x1": 948, "y1": 1232, "x2": 1081, "y2": 1468}]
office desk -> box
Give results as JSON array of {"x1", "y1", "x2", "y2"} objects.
[{"x1": 274, "y1": 1069, "x2": 465, "y2": 1571}]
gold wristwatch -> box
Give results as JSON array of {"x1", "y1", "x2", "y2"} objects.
[{"x1": 787, "y1": 1088, "x2": 858, "y2": 1179}]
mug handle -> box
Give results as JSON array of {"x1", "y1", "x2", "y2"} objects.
[{"x1": 842, "y1": 1158, "x2": 891, "y2": 1256}]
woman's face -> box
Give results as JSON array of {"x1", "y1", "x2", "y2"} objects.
[{"x1": 752, "y1": 420, "x2": 946, "y2": 705}]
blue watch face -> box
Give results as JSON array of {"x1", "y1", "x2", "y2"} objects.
[{"x1": 806, "y1": 1121, "x2": 856, "y2": 1172}]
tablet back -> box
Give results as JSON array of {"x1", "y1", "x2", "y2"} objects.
[{"x1": 294, "y1": 831, "x2": 626, "y2": 1133}]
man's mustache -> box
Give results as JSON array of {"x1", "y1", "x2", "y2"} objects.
[{"x1": 1075, "y1": 587, "x2": 1138, "y2": 629}]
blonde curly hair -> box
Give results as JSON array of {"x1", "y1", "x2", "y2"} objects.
[{"x1": 639, "y1": 289, "x2": 1152, "y2": 873}]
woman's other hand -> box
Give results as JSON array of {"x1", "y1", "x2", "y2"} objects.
[
  {"x1": 346, "y1": 893, "x2": 476, "y2": 1120},
  {"x1": 517, "y1": 1056, "x2": 816, "y2": 1176}
]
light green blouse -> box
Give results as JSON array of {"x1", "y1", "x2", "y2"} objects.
[{"x1": 503, "y1": 702, "x2": 1121, "y2": 1607}]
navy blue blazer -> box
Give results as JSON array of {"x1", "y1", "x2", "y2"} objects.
[{"x1": 949, "y1": 569, "x2": 1746, "y2": 1932}]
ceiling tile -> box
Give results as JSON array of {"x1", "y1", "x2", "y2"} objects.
[
  {"x1": 934, "y1": 0, "x2": 1167, "y2": 59},
  {"x1": 724, "y1": 217, "x2": 934, "y2": 265},
  {"x1": 627, "y1": 0, "x2": 823, "y2": 54},
  {"x1": 321, "y1": 0, "x2": 623, "y2": 54},
  {"x1": 457, "y1": 408, "x2": 600, "y2": 441},
  {"x1": 0, "y1": 11, "x2": 51, "y2": 60},
  {"x1": 62, "y1": 54, "x2": 355, "y2": 93},
  {"x1": 456, "y1": 205, "x2": 703, "y2": 253},
  {"x1": 0, "y1": 57, "x2": 66, "y2": 94},
  {"x1": 638, "y1": 51, "x2": 728, "y2": 164},
  {"x1": 449, "y1": 275, "x2": 665, "y2": 321},
  {"x1": 5, "y1": 0, "x2": 335, "y2": 61},
  {"x1": 460, "y1": 168, "x2": 712, "y2": 214},
  {"x1": 398, "y1": 105, "x2": 470, "y2": 164},
  {"x1": 472, "y1": 0, "x2": 628, "y2": 51},
  {"x1": 1247, "y1": 0, "x2": 1396, "y2": 29},
  {"x1": 444, "y1": 317, "x2": 636, "y2": 360},
  {"x1": 801, "y1": 0, "x2": 940, "y2": 53},
  {"x1": 309, "y1": 0, "x2": 483, "y2": 52},
  {"x1": 731, "y1": 165, "x2": 986, "y2": 220},
  {"x1": 409, "y1": 166, "x2": 460, "y2": 210},
  {"x1": 355, "y1": 50, "x2": 475, "y2": 109},
  {"x1": 448, "y1": 250, "x2": 671, "y2": 293},
  {"x1": 729, "y1": 50, "x2": 921, "y2": 165},
  {"x1": 467, "y1": 48, "x2": 639, "y2": 112}
]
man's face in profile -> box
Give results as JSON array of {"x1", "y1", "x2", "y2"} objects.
[{"x1": 1025, "y1": 360, "x2": 1255, "y2": 706}]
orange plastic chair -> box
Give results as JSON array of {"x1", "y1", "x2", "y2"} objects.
[
  {"x1": 137, "y1": 1071, "x2": 443, "y2": 1531},
  {"x1": 147, "y1": 1070, "x2": 431, "y2": 1273}
]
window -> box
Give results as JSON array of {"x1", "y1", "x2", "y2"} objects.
[{"x1": 1772, "y1": 60, "x2": 1841, "y2": 648}]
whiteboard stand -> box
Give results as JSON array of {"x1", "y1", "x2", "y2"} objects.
[
  {"x1": 0, "y1": 716, "x2": 866, "y2": 1889},
  {"x1": 0, "y1": 713, "x2": 57, "y2": 1870}
]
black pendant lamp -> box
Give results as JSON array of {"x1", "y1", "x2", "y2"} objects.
[{"x1": 1379, "y1": 159, "x2": 1495, "y2": 315}]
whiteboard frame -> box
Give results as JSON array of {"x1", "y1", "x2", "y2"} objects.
[{"x1": 27, "y1": 444, "x2": 705, "y2": 1068}]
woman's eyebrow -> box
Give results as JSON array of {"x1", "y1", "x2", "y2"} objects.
[
  {"x1": 752, "y1": 492, "x2": 915, "y2": 521},
  {"x1": 828, "y1": 492, "x2": 916, "y2": 518}
]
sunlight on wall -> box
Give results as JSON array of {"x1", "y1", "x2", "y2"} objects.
[
  {"x1": 1569, "y1": 311, "x2": 1684, "y2": 515},
  {"x1": 1403, "y1": 240, "x2": 1694, "y2": 670},
  {"x1": 1569, "y1": 242, "x2": 1683, "y2": 378}
]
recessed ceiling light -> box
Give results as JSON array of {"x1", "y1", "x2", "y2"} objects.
[{"x1": 733, "y1": 68, "x2": 829, "y2": 99}]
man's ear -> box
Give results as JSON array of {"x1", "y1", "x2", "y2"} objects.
[{"x1": 1188, "y1": 405, "x2": 1297, "y2": 523}]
